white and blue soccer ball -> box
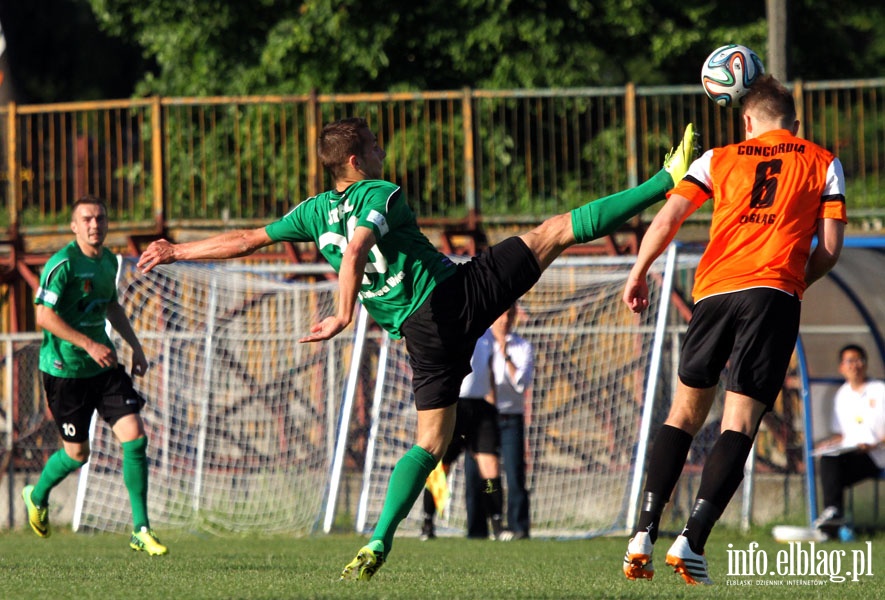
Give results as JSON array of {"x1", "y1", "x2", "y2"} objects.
[{"x1": 701, "y1": 44, "x2": 765, "y2": 107}]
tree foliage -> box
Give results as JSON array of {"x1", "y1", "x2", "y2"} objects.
[
  {"x1": 0, "y1": 0, "x2": 147, "y2": 103},
  {"x1": 83, "y1": 0, "x2": 885, "y2": 98},
  {"x1": 3, "y1": 1, "x2": 882, "y2": 103}
]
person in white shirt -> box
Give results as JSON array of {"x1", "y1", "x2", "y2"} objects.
[
  {"x1": 490, "y1": 303, "x2": 534, "y2": 539},
  {"x1": 815, "y1": 344, "x2": 885, "y2": 530}
]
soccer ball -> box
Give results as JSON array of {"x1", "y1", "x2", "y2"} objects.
[{"x1": 701, "y1": 44, "x2": 765, "y2": 107}]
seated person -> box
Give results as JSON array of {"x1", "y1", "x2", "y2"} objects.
[{"x1": 814, "y1": 344, "x2": 885, "y2": 532}]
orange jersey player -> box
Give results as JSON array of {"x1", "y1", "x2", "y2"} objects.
[
  {"x1": 622, "y1": 74, "x2": 846, "y2": 586},
  {"x1": 679, "y1": 129, "x2": 846, "y2": 301}
]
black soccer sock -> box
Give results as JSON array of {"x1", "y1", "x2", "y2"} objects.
[
  {"x1": 422, "y1": 486, "x2": 436, "y2": 519},
  {"x1": 683, "y1": 499, "x2": 723, "y2": 555},
  {"x1": 817, "y1": 456, "x2": 844, "y2": 514},
  {"x1": 683, "y1": 430, "x2": 754, "y2": 553},
  {"x1": 634, "y1": 424, "x2": 694, "y2": 543},
  {"x1": 483, "y1": 477, "x2": 505, "y2": 529}
]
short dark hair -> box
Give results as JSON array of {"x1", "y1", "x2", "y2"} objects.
[
  {"x1": 839, "y1": 343, "x2": 867, "y2": 362},
  {"x1": 318, "y1": 117, "x2": 371, "y2": 181},
  {"x1": 71, "y1": 195, "x2": 107, "y2": 220},
  {"x1": 742, "y1": 74, "x2": 797, "y2": 125}
]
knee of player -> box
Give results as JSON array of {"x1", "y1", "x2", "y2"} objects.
[
  {"x1": 520, "y1": 214, "x2": 573, "y2": 265},
  {"x1": 417, "y1": 432, "x2": 453, "y2": 461},
  {"x1": 539, "y1": 213, "x2": 574, "y2": 243},
  {"x1": 663, "y1": 405, "x2": 707, "y2": 436},
  {"x1": 66, "y1": 446, "x2": 90, "y2": 463}
]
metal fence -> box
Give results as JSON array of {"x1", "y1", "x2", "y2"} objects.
[{"x1": 2, "y1": 79, "x2": 883, "y2": 233}]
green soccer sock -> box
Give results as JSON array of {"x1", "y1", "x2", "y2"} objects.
[
  {"x1": 370, "y1": 445, "x2": 438, "y2": 555},
  {"x1": 570, "y1": 169, "x2": 673, "y2": 243},
  {"x1": 32, "y1": 449, "x2": 87, "y2": 506},
  {"x1": 122, "y1": 436, "x2": 150, "y2": 530}
]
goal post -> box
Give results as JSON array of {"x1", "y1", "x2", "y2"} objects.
[
  {"x1": 625, "y1": 243, "x2": 679, "y2": 530},
  {"x1": 322, "y1": 305, "x2": 370, "y2": 533}
]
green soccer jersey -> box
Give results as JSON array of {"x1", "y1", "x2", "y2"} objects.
[
  {"x1": 35, "y1": 241, "x2": 119, "y2": 378},
  {"x1": 265, "y1": 179, "x2": 457, "y2": 338}
]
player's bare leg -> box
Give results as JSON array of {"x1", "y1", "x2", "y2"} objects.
[
  {"x1": 518, "y1": 214, "x2": 575, "y2": 271},
  {"x1": 663, "y1": 382, "x2": 717, "y2": 435}
]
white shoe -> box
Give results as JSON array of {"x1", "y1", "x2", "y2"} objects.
[
  {"x1": 664, "y1": 535, "x2": 713, "y2": 585},
  {"x1": 813, "y1": 506, "x2": 842, "y2": 528},
  {"x1": 623, "y1": 531, "x2": 655, "y2": 580},
  {"x1": 496, "y1": 530, "x2": 515, "y2": 542}
]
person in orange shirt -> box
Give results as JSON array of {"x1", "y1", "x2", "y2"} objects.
[{"x1": 621, "y1": 74, "x2": 847, "y2": 585}]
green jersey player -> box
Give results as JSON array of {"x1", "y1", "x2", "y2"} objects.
[
  {"x1": 24, "y1": 195, "x2": 167, "y2": 555},
  {"x1": 138, "y1": 117, "x2": 697, "y2": 580}
]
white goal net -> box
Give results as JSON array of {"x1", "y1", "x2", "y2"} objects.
[
  {"x1": 74, "y1": 259, "x2": 347, "y2": 535},
  {"x1": 354, "y1": 253, "x2": 699, "y2": 538},
  {"x1": 73, "y1": 251, "x2": 700, "y2": 539}
]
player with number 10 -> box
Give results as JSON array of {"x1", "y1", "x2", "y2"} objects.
[{"x1": 25, "y1": 195, "x2": 167, "y2": 556}]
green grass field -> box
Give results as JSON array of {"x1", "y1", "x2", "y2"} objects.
[{"x1": 1, "y1": 527, "x2": 883, "y2": 599}]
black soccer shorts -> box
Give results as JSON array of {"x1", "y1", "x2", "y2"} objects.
[
  {"x1": 678, "y1": 287, "x2": 801, "y2": 409},
  {"x1": 43, "y1": 365, "x2": 146, "y2": 442},
  {"x1": 442, "y1": 397, "x2": 501, "y2": 464},
  {"x1": 401, "y1": 236, "x2": 541, "y2": 411}
]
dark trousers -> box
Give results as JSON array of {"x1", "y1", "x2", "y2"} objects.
[
  {"x1": 819, "y1": 451, "x2": 882, "y2": 513},
  {"x1": 464, "y1": 453, "x2": 489, "y2": 538},
  {"x1": 499, "y1": 413, "x2": 530, "y2": 535}
]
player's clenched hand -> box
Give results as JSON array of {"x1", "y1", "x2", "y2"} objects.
[
  {"x1": 622, "y1": 276, "x2": 650, "y2": 313},
  {"x1": 131, "y1": 347, "x2": 150, "y2": 377},
  {"x1": 299, "y1": 316, "x2": 348, "y2": 343},
  {"x1": 138, "y1": 239, "x2": 177, "y2": 273},
  {"x1": 86, "y1": 340, "x2": 117, "y2": 369}
]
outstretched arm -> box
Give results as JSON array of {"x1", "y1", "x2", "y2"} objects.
[
  {"x1": 299, "y1": 225, "x2": 376, "y2": 343},
  {"x1": 805, "y1": 218, "x2": 845, "y2": 288},
  {"x1": 137, "y1": 227, "x2": 274, "y2": 273},
  {"x1": 623, "y1": 193, "x2": 696, "y2": 313}
]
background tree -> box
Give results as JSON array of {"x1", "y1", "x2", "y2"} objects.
[
  {"x1": 0, "y1": 0, "x2": 147, "y2": 103},
  {"x1": 2, "y1": 1, "x2": 883, "y2": 102},
  {"x1": 84, "y1": 0, "x2": 881, "y2": 97}
]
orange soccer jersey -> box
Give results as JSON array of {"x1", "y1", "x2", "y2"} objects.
[{"x1": 670, "y1": 129, "x2": 847, "y2": 301}]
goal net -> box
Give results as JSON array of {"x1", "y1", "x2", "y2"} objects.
[
  {"x1": 354, "y1": 252, "x2": 700, "y2": 538},
  {"x1": 73, "y1": 251, "x2": 702, "y2": 538},
  {"x1": 73, "y1": 259, "x2": 347, "y2": 535}
]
